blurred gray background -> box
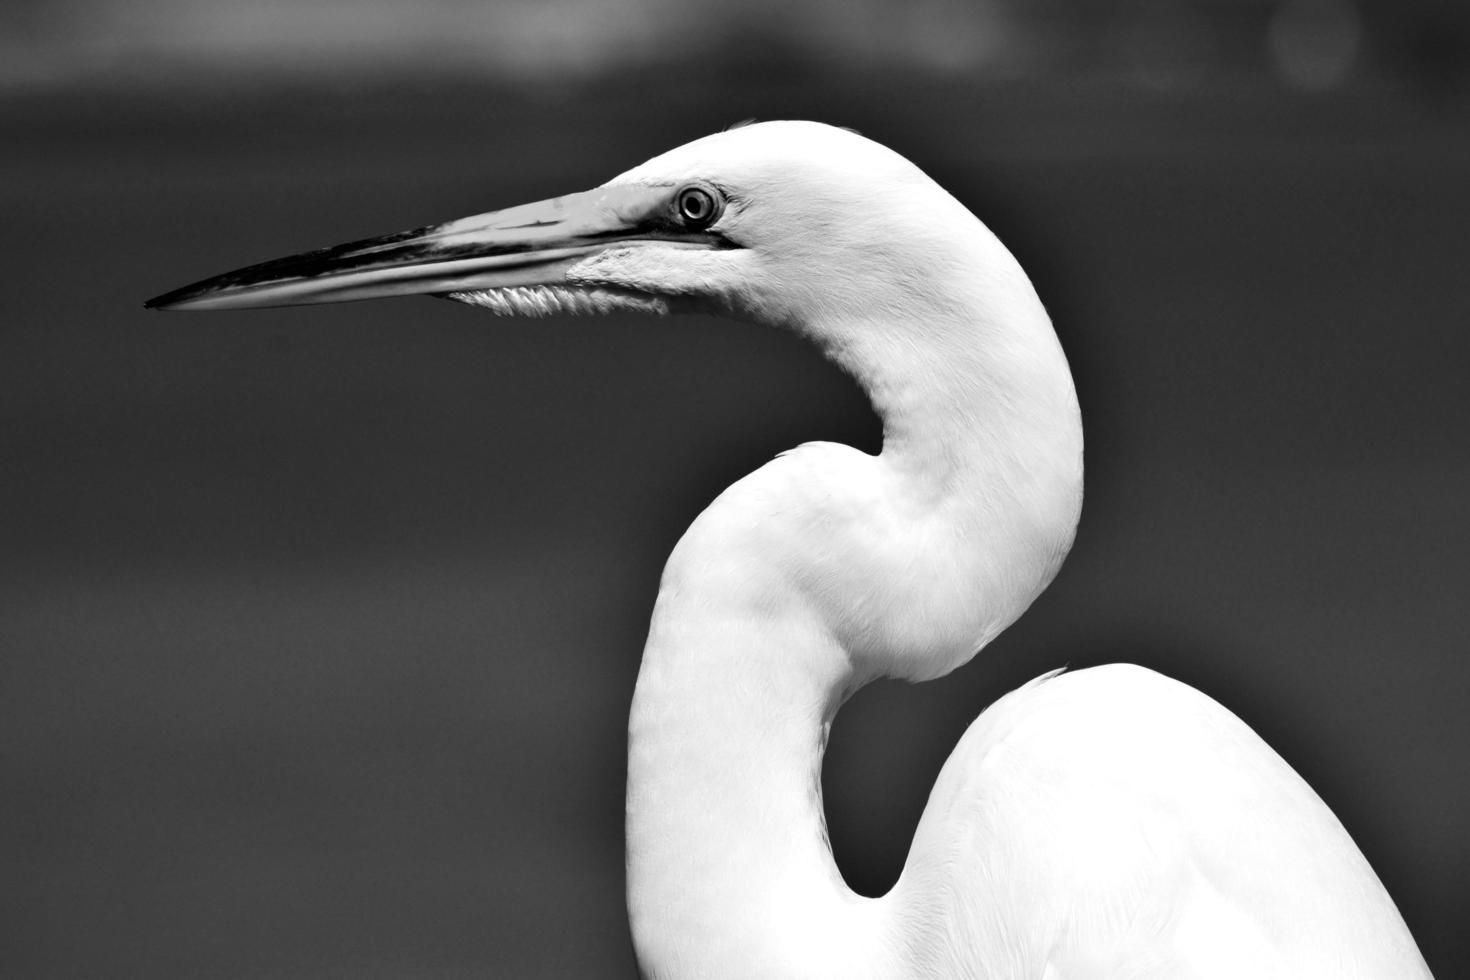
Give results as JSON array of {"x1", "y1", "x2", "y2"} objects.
[{"x1": 2, "y1": 1, "x2": 1467, "y2": 976}]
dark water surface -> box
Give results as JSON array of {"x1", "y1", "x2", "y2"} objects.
[{"x1": 2, "y1": 75, "x2": 1467, "y2": 977}]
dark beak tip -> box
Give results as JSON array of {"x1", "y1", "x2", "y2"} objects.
[{"x1": 143, "y1": 286, "x2": 195, "y2": 311}]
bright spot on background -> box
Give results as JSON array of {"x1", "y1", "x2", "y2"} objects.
[{"x1": 1270, "y1": 0, "x2": 1363, "y2": 91}]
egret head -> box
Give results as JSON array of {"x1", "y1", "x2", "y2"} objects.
[
  {"x1": 145, "y1": 122, "x2": 990, "y2": 350},
  {"x1": 146, "y1": 120, "x2": 1080, "y2": 686},
  {"x1": 572, "y1": 122, "x2": 986, "y2": 330}
]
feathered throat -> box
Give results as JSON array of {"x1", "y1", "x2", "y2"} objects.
[{"x1": 448, "y1": 285, "x2": 668, "y2": 318}]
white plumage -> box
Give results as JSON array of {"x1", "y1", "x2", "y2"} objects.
[{"x1": 148, "y1": 121, "x2": 1432, "y2": 979}]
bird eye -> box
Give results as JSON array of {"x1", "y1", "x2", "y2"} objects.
[{"x1": 676, "y1": 186, "x2": 721, "y2": 229}]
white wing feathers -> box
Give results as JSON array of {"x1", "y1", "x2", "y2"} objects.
[{"x1": 895, "y1": 665, "x2": 1431, "y2": 979}]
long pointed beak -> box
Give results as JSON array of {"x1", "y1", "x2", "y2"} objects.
[{"x1": 145, "y1": 184, "x2": 719, "y2": 312}]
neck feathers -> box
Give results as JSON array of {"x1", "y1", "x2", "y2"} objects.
[
  {"x1": 626, "y1": 220, "x2": 1082, "y2": 978},
  {"x1": 816, "y1": 221, "x2": 1083, "y2": 679}
]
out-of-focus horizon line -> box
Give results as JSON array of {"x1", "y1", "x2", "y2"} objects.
[{"x1": 2, "y1": 0, "x2": 1465, "y2": 101}]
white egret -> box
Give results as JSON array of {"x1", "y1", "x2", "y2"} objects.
[{"x1": 148, "y1": 121, "x2": 1432, "y2": 979}]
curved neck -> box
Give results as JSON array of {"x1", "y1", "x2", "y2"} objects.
[
  {"x1": 627, "y1": 233, "x2": 1082, "y2": 978},
  {"x1": 627, "y1": 600, "x2": 896, "y2": 977}
]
